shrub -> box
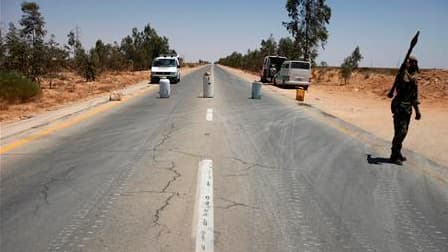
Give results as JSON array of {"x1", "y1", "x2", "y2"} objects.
[
  {"x1": 339, "y1": 46, "x2": 363, "y2": 85},
  {"x1": 0, "y1": 71, "x2": 41, "y2": 103}
]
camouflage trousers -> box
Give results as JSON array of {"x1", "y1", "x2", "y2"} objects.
[{"x1": 391, "y1": 112, "x2": 411, "y2": 158}]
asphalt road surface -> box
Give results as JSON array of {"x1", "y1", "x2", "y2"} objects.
[{"x1": 1, "y1": 65, "x2": 447, "y2": 252}]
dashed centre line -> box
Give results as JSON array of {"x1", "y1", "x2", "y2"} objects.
[
  {"x1": 206, "y1": 109, "x2": 213, "y2": 121},
  {"x1": 195, "y1": 160, "x2": 214, "y2": 252}
]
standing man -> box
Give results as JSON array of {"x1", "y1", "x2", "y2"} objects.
[
  {"x1": 269, "y1": 64, "x2": 277, "y2": 81},
  {"x1": 387, "y1": 56, "x2": 421, "y2": 165}
]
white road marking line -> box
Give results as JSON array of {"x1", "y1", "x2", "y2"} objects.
[
  {"x1": 195, "y1": 160, "x2": 214, "y2": 252},
  {"x1": 206, "y1": 108, "x2": 213, "y2": 121}
]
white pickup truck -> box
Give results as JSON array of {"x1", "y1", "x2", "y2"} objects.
[{"x1": 150, "y1": 56, "x2": 181, "y2": 84}]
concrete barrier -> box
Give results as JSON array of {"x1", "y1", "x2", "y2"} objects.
[
  {"x1": 203, "y1": 71, "x2": 214, "y2": 98},
  {"x1": 251, "y1": 81, "x2": 262, "y2": 99},
  {"x1": 159, "y1": 78, "x2": 170, "y2": 98}
]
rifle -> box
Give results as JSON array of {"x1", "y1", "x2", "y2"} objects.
[{"x1": 387, "y1": 31, "x2": 420, "y2": 98}]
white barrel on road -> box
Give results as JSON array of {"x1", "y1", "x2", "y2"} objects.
[
  {"x1": 203, "y1": 71, "x2": 214, "y2": 98},
  {"x1": 159, "y1": 78, "x2": 170, "y2": 98}
]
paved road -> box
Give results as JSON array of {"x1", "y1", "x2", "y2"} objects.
[{"x1": 1, "y1": 65, "x2": 447, "y2": 252}]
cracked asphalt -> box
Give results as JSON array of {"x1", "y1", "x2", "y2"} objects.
[{"x1": 1, "y1": 65, "x2": 448, "y2": 251}]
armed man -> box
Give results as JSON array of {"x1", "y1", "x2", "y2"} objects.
[{"x1": 387, "y1": 31, "x2": 421, "y2": 165}]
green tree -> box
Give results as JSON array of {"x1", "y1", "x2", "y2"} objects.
[
  {"x1": 217, "y1": 51, "x2": 243, "y2": 68},
  {"x1": 283, "y1": 0, "x2": 331, "y2": 63},
  {"x1": 67, "y1": 30, "x2": 79, "y2": 56},
  {"x1": 260, "y1": 34, "x2": 277, "y2": 56},
  {"x1": 143, "y1": 24, "x2": 170, "y2": 62},
  {"x1": 107, "y1": 41, "x2": 128, "y2": 71},
  {"x1": 45, "y1": 34, "x2": 68, "y2": 88},
  {"x1": 120, "y1": 35, "x2": 135, "y2": 69},
  {"x1": 93, "y1": 39, "x2": 108, "y2": 72},
  {"x1": 277, "y1": 37, "x2": 295, "y2": 58},
  {"x1": 130, "y1": 27, "x2": 145, "y2": 70},
  {"x1": 0, "y1": 28, "x2": 5, "y2": 69},
  {"x1": 20, "y1": 2, "x2": 46, "y2": 44},
  {"x1": 19, "y1": 1, "x2": 47, "y2": 81},
  {"x1": 340, "y1": 46, "x2": 363, "y2": 85},
  {"x1": 120, "y1": 24, "x2": 171, "y2": 71},
  {"x1": 348, "y1": 46, "x2": 362, "y2": 69},
  {"x1": 4, "y1": 23, "x2": 28, "y2": 74},
  {"x1": 66, "y1": 28, "x2": 96, "y2": 80},
  {"x1": 65, "y1": 31, "x2": 94, "y2": 81}
]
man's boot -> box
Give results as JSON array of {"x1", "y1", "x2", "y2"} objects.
[{"x1": 390, "y1": 151, "x2": 403, "y2": 165}]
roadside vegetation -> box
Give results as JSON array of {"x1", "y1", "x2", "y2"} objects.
[
  {"x1": 0, "y1": 1, "x2": 210, "y2": 122},
  {"x1": 339, "y1": 46, "x2": 363, "y2": 85},
  {"x1": 0, "y1": 71, "x2": 41, "y2": 103},
  {"x1": 218, "y1": 0, "x2": 332, "y2": 71},
  {"x1": 0, "y1": 1, "x2": 178, "y2": 105}
]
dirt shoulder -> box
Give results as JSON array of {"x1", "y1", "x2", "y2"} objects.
[
  {"x1": 218, "y1": 65, "x2": 448, "y2": 168},
  {"x1": 0, "y1": 66, "x2": 201, "y2": 123}
]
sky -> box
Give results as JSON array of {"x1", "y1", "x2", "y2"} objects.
[{"x1": 1, "y1": 0, "x2": 447, "y2": 68}]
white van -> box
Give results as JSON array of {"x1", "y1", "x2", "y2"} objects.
[
  {"x1": 273, "y1": 60, "x2": 311, "y2": 89},
  {"x1": 150, "y1": 56, "x2": 181, "y2": 84}
]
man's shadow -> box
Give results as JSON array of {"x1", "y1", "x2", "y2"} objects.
[{"x1": 366, "y1": 154, "x2": 393, "y2": 165}]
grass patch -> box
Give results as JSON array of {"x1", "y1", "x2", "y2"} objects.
[{"x1": 0, "y1": 72, "x2": 41, "y2": 103}]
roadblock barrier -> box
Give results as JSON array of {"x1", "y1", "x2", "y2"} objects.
[
  {"x1": 203, "y1": 71, "x2": 214, "y2": 98},
  {"x1": 159, "y1": 78, "x2": 170, "y2": 98},
  {"x1": 251, "y1": 81, "x2": 262, "y2": 99},
  {"x1": 296, "y1": 88, "x2": 305, "y2": 101}
]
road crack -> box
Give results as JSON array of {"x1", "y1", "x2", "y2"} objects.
[
  {"x1": 153, "y1": 161, "x2": 181, "y2": 230},
  {"x1": 160, "y1": 162, "x2": 181, "y2": 193},
  {"x1": 167, "y1": 148, "x2": 204, "y2": 159},
  {"x1": 149, "y1": 123, "x2": 184, "y2": 239},
  {"x1": 229, "y1": 156, "x2": 277, "y2": 172},
  {"x1": 216, "y1": 197, "x2": 258, "y2": 210},
  {"x1": 34, "y1": 173, "x2": 75, "y2": 214},
  {"x1": 152, "y1": 123, "x2": 179, "y2": 162},
  {"x1": 40, "y1": 184, "x2": 50, "y2": 204},
  {"x1": 222, "y1": 173, "x2": 249, "y2": 177},
  {"x1": 153, "y1": 192, "x2": 178, "y2": 226},
  {"x1": 119, "y1": 190, "x2": 174, "y2": 196}
]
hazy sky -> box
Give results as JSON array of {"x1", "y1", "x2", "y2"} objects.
[{"x1": 1, "y1": 0, "x2": 447, "y2": 68}]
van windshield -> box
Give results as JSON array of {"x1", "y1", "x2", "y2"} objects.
[
  {"x1": 152, "y1": 59, "x2": 177, "y2": 67},
  {"x1": 291, "y1": 62, "x2": 310, "y2": 69}
]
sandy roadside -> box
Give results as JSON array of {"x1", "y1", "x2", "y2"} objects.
[{"x1": 218, "y1": 65, "x2": 448, "y2": 167}]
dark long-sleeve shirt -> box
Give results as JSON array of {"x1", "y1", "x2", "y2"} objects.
[{"x1": 391, "y1": 70, "x2": 419, "y2": 115}]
